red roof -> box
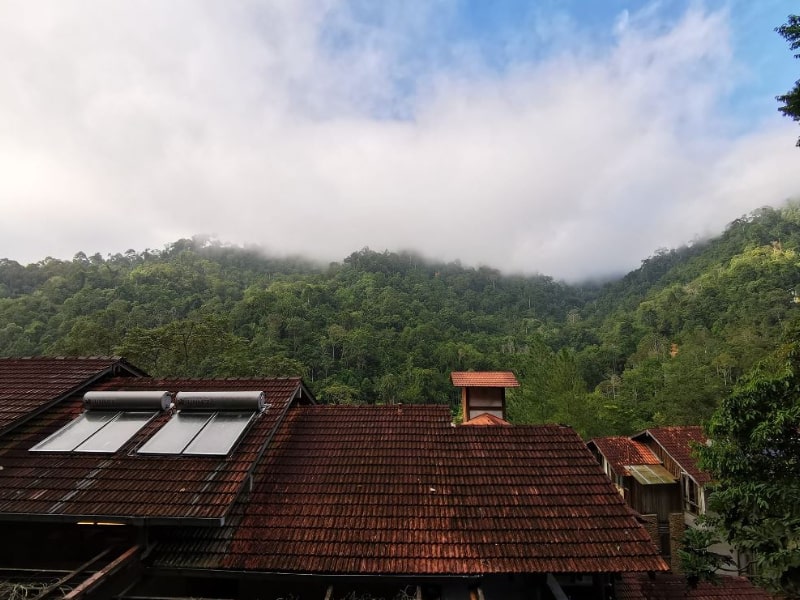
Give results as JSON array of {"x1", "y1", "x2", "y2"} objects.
[
  {"x1": 152, "y1": 405, "x2": 667, "y2": 575},
  {"x1": 636, "y1": 427, "x2": 710, "y2": 484},
  {"x1": 450, "y1": 371, "x2": 520, "y2": 387},
  {"x1": 616, "y1": 573, "x2": 773, "y2": 600},
  {"x1": 0, "y1": 376, "x2": 306, "y2": 524},
  {"x1": 0, "y1": 357, "x2": 142, "y2": 435},
  {"x1": 461, "y1": 413, "x2": 511, "y2": 426},
  {"x1": 589, "y1": 437, "x2": 662, "y2": 477}
]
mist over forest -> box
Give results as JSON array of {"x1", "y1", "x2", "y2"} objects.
[{"x1": 2, "y1": 203, "x2": 800, "y2": 438}]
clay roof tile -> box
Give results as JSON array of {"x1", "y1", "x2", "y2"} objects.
[{"x1": 450, "y1": 371, "x2": 520, "y2": 387}]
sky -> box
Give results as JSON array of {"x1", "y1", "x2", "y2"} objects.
[{"x1": 1, "y1": 0, "x2": 799, "y2": 281}]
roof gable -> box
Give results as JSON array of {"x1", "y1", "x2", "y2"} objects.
[
  {"x1": 635, "y1": 426, "x2": 710, "y2": 484},
  {"x1": 461, "y1": 412, "x2": 511, "y2": 426},
  {"x1": 0, "y1": 356, "x2": 144, "y2": 436},
  {"x1": 0, "y1": 376, "x2": 305, "y2": 524},
  {"x1": 589, "y1": 436, "x2": 661, "y2": 477}
]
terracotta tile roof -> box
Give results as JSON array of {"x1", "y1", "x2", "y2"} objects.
[
  {"x1": 616, "y1": 573, "x2": 773, "y2": 599},
  {"x1": 0, "y1": 357, "x2": 143, "y2": 436},
  {"x1": 589, "y1": 437, "x2": 661, "y2": 477},
  {"x1": 152, "y1": 405, "x2": 667, "y2": 575},
  {"x1": 461, "y1": 413, "x2": 511, "y2": 426},
  {"x1": 450, "y1": 371, "x2": 520, "y2": 387},
  {"x1": 637, "y1": 427, "x2": 710, "y2": 484},
  {"x1": 0, "y1": 376, "x2": 305, "y2": 524}
]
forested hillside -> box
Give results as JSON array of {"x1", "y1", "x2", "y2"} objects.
[{"x1": 2, "y1": 205, "x2": 799, "y2": 437}]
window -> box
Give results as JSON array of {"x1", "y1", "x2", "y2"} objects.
[
  {"x1": 137, "y1": 391, "x2": 265, "y2": 456},
  {"x1": 31, "y1": 391, "x2": 170, "y2": 453},
  {"x1": 684, "y1": 476, "x2": 700, "y2": 514}
]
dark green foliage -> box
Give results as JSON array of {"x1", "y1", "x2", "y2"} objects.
[
  {"x1": 698, "y1": 334, "x2": 800, "y2": 596},
  {"x1": 0, "y1": 238, "x2": 583, "y2": 413},
  {"x1": 678, "y1": 526, "x2": 732, "y2": 587},
  {"x1": 2, "y1": 203, "x2": 800, "y2": 435},
  {"x1": 776, "y1": 15, "x2": 800, "y2": 146}
]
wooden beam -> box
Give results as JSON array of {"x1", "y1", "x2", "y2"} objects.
[
  {"x1": 546, "y1": 574, "x2": 569, "y2": 600},
  {"x1": 31, "y1": 548, "x2": 113, "y2": 600},
  {"x1": 64, "y1": 545, "x2": 140, "y2": 600}
]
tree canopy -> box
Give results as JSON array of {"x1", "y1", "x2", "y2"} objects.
[
  {"x1": 776, "y1": 14, "x2": 800, "y2": 146},
  {"x1": 698, "y1": 333, "x2": 800, "y2": 596},
  {"x1": 2, "y1": 204, "x2": 800, "y2": 438}
]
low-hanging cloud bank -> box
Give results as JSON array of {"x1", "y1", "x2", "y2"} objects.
[{"x1": 0, "y1": 1, "x2": 798, "y2": 281}]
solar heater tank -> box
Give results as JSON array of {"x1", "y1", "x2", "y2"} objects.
[
  {"x1": 176, "y1": 391, "x2": 266, "y2": 412},
  {"x1": 83, "y1": 390, "x2": 172, "y2": 411}
]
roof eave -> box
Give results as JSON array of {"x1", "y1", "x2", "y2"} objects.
[
  {"x1": 150, "y1": 560, "x2": 670, "y2": 579},
  {"x1": 0, "y1": 358, "x2": 144, "y2": 438},
  {"x1": 0, "y1": 511, "x2": 223, "y2": 527}
]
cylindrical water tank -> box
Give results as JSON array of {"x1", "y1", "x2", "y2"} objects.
[
  {"x1": 83, "y1": 391, "x2": 172, "y2": 411},
  {"x1": 175, "y1": 391, "x2": 266, "y2": 412}
]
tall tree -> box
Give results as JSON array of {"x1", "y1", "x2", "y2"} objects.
[
  {"x1": 776, "y1": 15, "x2": 800, "y2": 146},
  {"x1": 698, "y1": 334, "x2": 800, "y2": 596}
]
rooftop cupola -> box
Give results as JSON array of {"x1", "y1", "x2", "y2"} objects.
[{"x1": 451, "y1": 371, "x2": 519, "y2": 423}]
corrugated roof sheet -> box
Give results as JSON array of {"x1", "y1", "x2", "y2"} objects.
[
  {"x1": 616, "y1": 573, "x2": 773, "y2": 599},
  {"x1": 152, "y1": 405, "x2": 667, "y2": 576},
  {"x1": 0, "y1": 376, "x2": 303, "y2": 523},
  {"x1": 626, "y1": 464, "x2": 677, "y2": 486},
  {"x1": 0, "y1": 357, "x2": 141, "y2": 435},
  {"x1": 638, "y1": 427, "x2": 711, "y2": 484},
  {"x1": 450, "y1": 371, "x2": 520, "y2": 388},
  {"x1": 589, "y1": 437, "x2": 662, "y2": 477}
]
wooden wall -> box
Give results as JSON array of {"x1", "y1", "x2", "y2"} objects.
[
  {"x1": 462, "y1": 387, "x2": 506, "y2": 421},
  {"x1": 628, "y1": 480, "x2": 681, "y2": 522}
]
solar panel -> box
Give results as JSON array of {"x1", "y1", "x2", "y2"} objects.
[
  {"x1": 31, "y1": 412, "x2": 115, "y2": 452},
  {"x1": 31, "y1": 410, "x2": 158, "y2": 453},
  {"x1": 74, "y1": 412, "x2": 157, "y2": 453},
  {"x1": 183, "y1": 412, "x2": 255, "y2": 456},
  {"x1": 137, "y1": 412, "x2": 213, "y2": 454}
]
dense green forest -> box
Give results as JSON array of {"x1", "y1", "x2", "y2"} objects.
[{"x1": 2, "y1": 204, "x2": 800, "y2": 437}]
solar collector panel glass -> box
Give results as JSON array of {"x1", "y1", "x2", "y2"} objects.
[
  {"x1": 31, "y1": 412, "x2": 116, "y2": 452},
  {"x1": 137, "y1": 412, "x2": 213, "y2": 454},
  {"x1": 74, "y1": 411, "x2": 157, "y2": 453},
  {"x1": 183, "y1": 412, "x2": 255, "y2": 455}
]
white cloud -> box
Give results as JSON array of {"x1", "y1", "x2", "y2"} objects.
[{"x1": 0, "y1": 1, "x2": 798, "y2": 280}]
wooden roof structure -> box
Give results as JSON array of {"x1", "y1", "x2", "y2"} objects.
[
  {"x1": 0, "y1": 376, "x2": 310, "y2": 524},
  {"x1": 0, "y1": 356, "x2": 670, "y2": 596},
  {"x1": 461, "y1": 413, "x2": 511, "y2": 426},
  {"x1": 616, "y1": 572, "x2": 773, "y2": 599},
  {"x1": 588, "y1": 436, "x2": 663, "y2": 477},
  {"x1": 0, "y1": 356, "x2": 144, "y2": 436},
  {"x1": 633, "y1": 427, "x2": 711, "y2": 484},
  {"x1": 152, "y1": 405, "x2": 666, "y2": 575},
  {"x1": 450, "y1": 371, "x2": 520, "y2": 388}
]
